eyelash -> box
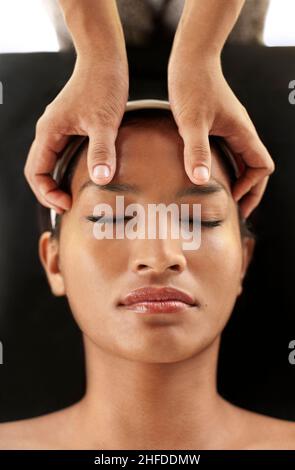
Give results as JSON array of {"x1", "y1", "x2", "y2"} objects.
[{"x1": 86, "y1": 216, "x2": 223, "y2": 228}]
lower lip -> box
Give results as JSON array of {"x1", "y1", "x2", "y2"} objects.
[{"x1": 119, "y1": 300, "x2": 195, "y2": 314}]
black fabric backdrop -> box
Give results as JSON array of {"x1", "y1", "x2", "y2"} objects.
[{"x1": 0, "y1": 44, "x2": 294, "y2": 422}]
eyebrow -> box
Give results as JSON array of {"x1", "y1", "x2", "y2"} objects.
[
  {"x1": 176, "y1": 181, "x2": 228, "y2": 197},
  {"x1": 78, "y1": 181, "x2": 141, "y2": 196},
  {"x1": 77, "y1": 179, "x2": 229, "y2": 198}
]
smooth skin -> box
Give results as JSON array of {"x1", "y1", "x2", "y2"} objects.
[
  {"x1": 24, "y1": 0, "x2": 275, "y2": 219},
  {"x1": 1, "y1": 115, "x2": 294, "y2": 450}
]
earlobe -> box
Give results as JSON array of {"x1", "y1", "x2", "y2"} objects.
[
  {"x1": 238, "y1": 237, "x2": 256, "y2": 296},
  {"x1": 38, "y1": 232, "x2": 65, "y2": 296}
]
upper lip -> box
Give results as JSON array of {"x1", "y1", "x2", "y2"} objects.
[{"x1": 118, "y1": 286, "x2": 197, "y2": 306}]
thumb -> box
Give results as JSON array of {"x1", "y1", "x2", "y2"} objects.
[
  {"x1": 181, "y1": 126, "x2": 211, "y2": 184},
  {"x1": 87, "y1": 128, "x2": 117, "y2": 184}
]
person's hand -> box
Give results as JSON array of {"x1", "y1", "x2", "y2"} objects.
[
  {"x1": 24, "y1": 55, "x2": 128, "y2": 213},
  {"x1": 168, "y1": 50, "x2": 275, "y2": 219}
]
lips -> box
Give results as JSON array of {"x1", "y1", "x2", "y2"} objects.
[{"x1": 118, "y1": 286, "x2": 197, "y2": 313}]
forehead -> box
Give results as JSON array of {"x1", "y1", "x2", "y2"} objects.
[{"x1": 70, "y1": 117, "x2": 233, "y2": 199}]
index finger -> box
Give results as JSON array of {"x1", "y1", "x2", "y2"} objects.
[
  {"x1": 224, "y1": 127, "x2": 274, "y2": 203},
  {"x1": 24, "y1": 133, "x2": 72, "y2": 211}
]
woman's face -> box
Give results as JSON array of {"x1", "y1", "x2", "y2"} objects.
[{"x1": 40, "y1": 116, "x2": 254, "y2": 363}]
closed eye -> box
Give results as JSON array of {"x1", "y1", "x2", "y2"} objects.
[
  {"x1": 86, "y1": 215, "x2": 133, "y2": 223},
  {"x1": 86, "y1": 215, "x2": 223, "y2": 228}
]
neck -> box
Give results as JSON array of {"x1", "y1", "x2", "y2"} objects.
[{"x1": 75, "y1": 336, "x2": 234, "y2": 449}]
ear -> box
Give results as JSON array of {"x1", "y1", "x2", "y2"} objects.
[
  {"x1": 38, "y1": 232, "x2": 65, "y2": 296},
  {"x1": 238, "y1": 237, "x2": 256, "y2": 296}
]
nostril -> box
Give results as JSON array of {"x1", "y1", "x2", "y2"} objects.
[
  {"x1": 137, "y1": 264, "x2": 149, "y2": 271},
  {"x1": 136, "y1": 263, "x2": 182, "y2": 273},
  {"x1": 170, "y1": 264, "x2": 181, "y2": 271}
]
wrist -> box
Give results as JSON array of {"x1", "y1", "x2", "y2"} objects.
[
  {"x1": 73, "y1": 26, "x2": 126, "y2": 61},
  {"x1": 174, "y1": 0, "x2": 244, "y2": 58},
  {"x1": 74, "y1": 51, "x2": 129, "y2": 88},
  {"x1": 172, "y1": 20, "x2": 222, "y2": 64},
  {"x1": 75, "y1": 40, "x2": 127, "y2": 66},
  {"x1": 60, "y1": 0, "x2": 126, "y2": 59},
  {"x1": 169, "y1": 36, "x2": 222, "y2": 73}
]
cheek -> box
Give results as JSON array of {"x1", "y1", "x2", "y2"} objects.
[
  {"x1": 59, "y1": 231, "x2": 128, "y2": 328},
  {"x1": 189, "y1": 224, "x2": 243, "y2": 326}
]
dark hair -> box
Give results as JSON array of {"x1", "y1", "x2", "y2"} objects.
[{"x1": 37, "y1": 109, "x2": 255, "y2": 241}]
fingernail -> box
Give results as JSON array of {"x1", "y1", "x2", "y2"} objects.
[
  {"x1": 55, "y1": 208, "x2": 64, "y2": 215},
  {"x1": 232, "y1": 186, "x2": 243, "y2": 202},
  {"x1": 233, "y1": 192, "x2": 242, "y2": 202},
  {"x1": 193, "y1": 165, "x2": 209, "y2": 183},
  {"x1": 49, "y1": 204, "x2": 64, "y2": 215},
  {"x1": 45, "y1": 197, "x2": 67, "y2": 213},
  {"x1": 93, "y1": 164, "x2": 111, "y2": 181}
]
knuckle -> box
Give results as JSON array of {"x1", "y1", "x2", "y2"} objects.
[
  {"x1": 23, "y1": 161, "x2": 33, "y2": 183},
  {"x1": 266, "y1": 158, "x2": 275, "y2": 174},
  {"x1": 23, "y1": 163, "x2": 29, "y2": 180},
  {"x1": 188, "y1": 143, "x2": 210, "y2": 163},
  {"x1": 35, "y1": 116, "x2": 47, "y2": 134},
  {"x1": 241, "y1": 104, "x2": 250, "y2": 119},
  {"x1": 36, "y1": 110, "x2": 55, "y2": 134},
  {"x1": 90, "y1": 141, "x2": 110, "y2": 161},
  {"x1": 45, "y1": 102, "x2": 53, "y2": 113}
]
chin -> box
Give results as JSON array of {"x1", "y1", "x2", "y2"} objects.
[{"x1": 112, "y1": 334, "x2": 211, "y2": 364}]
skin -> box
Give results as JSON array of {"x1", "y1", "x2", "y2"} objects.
[
  {"x1": 24, "y1": 0, "x2": 129, "y2": 215},
  {"x1": 168, "y1": 0, "x2": 274, "y2": 218},
  {"x1": 1, "y1": 117, "x2": 293, "y2": 450},
  {"x1": 24, "y1": 0, "x2": 274, "y2": 219}
]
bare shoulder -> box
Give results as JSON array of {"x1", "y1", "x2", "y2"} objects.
[
  {"x1": 0, "y1": 402, "x2": 79, "y2": 450},
  {"x1": 232, "y1": 403, "x2": 295, "y2": 449}
]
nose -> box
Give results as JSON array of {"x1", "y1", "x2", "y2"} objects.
[{"x1": 130, "y1": 238, "x2": 187, "y2": 276}]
